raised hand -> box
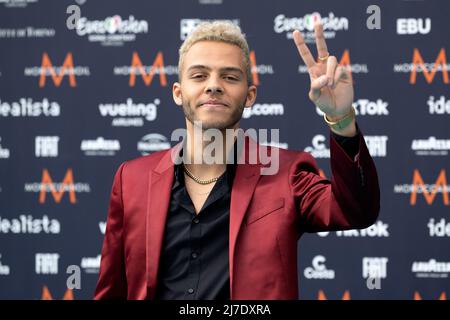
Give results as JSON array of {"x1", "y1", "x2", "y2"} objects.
[{"x1": 293, "y1": 22, "x2": 355, "y2": 129}]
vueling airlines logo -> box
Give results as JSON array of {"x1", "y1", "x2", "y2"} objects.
[
  {"x1": 24, "y1": 52, "x2": 90, "y2": 87},
  {"x1": 23, "y1": 169, "x2": 91, "y2": 204},
  {"x1": 317, "y1": 290, "x2": 350, "y2": 300},
  {"x1": 41, "y1": 285, "x2": 74, "y2": 300},
  {"x1": 414, "y1": 291, "x2": 446, "y2": 300},
  {"x1": 393, "y1": 169, "x2": 449, "y2": 206}
]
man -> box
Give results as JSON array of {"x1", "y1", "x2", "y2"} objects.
[{"x1": 94, "y1": 21, "x2": 380, "y2": 300}]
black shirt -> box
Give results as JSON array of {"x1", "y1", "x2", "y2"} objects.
[{"x1": 155, "y1": 129, "x2": 360, "y2": 300}]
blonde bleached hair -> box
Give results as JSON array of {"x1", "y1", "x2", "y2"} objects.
[{"x1": 178, "y1": 20, "x2": 252, "y2": 86}]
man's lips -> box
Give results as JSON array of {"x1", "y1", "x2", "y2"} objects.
[{"x1": 199, "y1": 101, "x2": 228, "y2": 108}]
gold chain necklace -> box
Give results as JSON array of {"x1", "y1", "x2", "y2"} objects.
[{"x1": 183, "y1": 164, "x2": 222, "y2": 185}]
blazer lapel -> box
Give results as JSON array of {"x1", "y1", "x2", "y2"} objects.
[
  {"x1": 229, "y1": 135, "x2": 262, "y2": 298},
  {"x1": 146, "y1": 143, "x2": 182, "y2": 299}
]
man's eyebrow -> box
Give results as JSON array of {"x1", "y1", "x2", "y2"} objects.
[{"x1": 186, "y1": 65, "x2": 244, "y2": 75}]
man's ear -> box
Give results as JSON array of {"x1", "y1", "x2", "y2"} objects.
[
  {"x1": 173, "y1": 82, "x2": 183, "y2": 106},
  {"x1": 245, "y1": 85, "x2": 257, "y2": 108}
]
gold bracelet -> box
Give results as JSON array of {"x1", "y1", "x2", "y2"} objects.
[{"x1": 323, "y1": 107, "x2": 355, "y2": 130}]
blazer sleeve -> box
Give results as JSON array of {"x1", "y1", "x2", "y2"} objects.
[
  {"x1": 94, "y1": 162, "x2": 128, "y2": 299},
  {"x1": 290, "y1": 127, "x2": 380, "y2": 233}
]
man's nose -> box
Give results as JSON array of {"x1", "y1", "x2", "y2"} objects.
[{"x1": 205, "y1": 77, "x2": 224, "y2": 94}]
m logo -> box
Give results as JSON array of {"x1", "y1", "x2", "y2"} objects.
[
  {"x1": 39, "y1": 168, "x2": 77, "y2": 204},
  {"x1": 411, "y1": 169, "x2": 449, "y2": 205},
  {"x1": 129, "y1": 51, "x2": 167, "y2": 87},
  {"x1": 41, "y1": 286, "x2": 74, "y2": 300},
  {"x1": 317, "y1": 290, "x2": 350, "y2": 300},
  {"x1": 414, "y1": 291, "x2": 446, "y2": 300},
  {"x1": 39, "y1": 52, "x2": 77, "y2": 87},
  {"x1": 410, "y1": 48, "x2": 449, "y2": 84}
]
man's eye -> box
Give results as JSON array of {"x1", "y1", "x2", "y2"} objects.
[
  {"x1": 192, "y1": 74, "x2": 205, "y2": 79},
  {"x1": 224, "y1": 76, "x2": 238, "y2": 81}
]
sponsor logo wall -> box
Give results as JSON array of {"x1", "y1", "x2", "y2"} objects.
[{"x1": 0, "y1": 0, "x2": 448, "y2": 299}]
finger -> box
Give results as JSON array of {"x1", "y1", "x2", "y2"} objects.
[
  {"x1": 293, "y1": 30, "x2": 315, "y2": 69},
  {"x1": 314, "y1": 22, "x2": 329, "y2": 61},
  {"x1": 326, "y1": 56, "x2": 338, "y2": 87},
  {"x1": 332, "y1": 66, "x2": 351, "y2": 89},
  {"x1": 309, "y1": 75, "x2": 328, "y2": 101}
]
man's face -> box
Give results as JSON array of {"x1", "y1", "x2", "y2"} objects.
[{"x1": 173, "y1": 41, "x2": 257, "y2": 130}]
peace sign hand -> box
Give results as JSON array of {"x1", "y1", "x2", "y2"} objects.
[{"x1": 293, "y1": 23, "x2": 354, "y2": 125}]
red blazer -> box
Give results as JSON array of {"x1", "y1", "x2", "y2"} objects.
[{"x1": 94, "y1": 131, "x2": 380, "y2": 300}]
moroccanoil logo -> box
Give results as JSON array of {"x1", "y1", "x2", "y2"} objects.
[
  {"x1": 23, "y1": 52, "x2": 90, "y2": 87},
  {"x1": 23, "y1": 169, "x2": 91, "y2": 204},
  {"x1": 393, "y1": 169, "x2": 449, "y2": 206},
  {"x1": 393, "y1": 48, "x2": 449, "y2": 84},
  {"x1": 41, "y1": 285, "x2": 73, "y2": 300},
  {"x1": 249, "y1": 51, "x2": 274, "y2": 86},
  {"x1": 113, "y1": 52, "x2": 178, "y2": 87},
  {"x1": 414, "y1": 291, "x2": 446, "y2": 300},
  {"x1": 298, "y1": 49, "x2": 368, "y2": 80},
  {"x1": 317, "y1": 290, "x2": 350, "y2": 300}
]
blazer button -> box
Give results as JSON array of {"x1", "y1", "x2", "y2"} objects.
[{"x1": 187, "y1": 288, "x2": 194, "y2": 294}]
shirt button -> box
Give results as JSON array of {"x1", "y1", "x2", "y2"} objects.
[
  {"x1": 187, "y1": 288, "x2": 194, "y2": 294},
  {"x1": 193, "y1": 218, "x2": 199, "y2": 224},
  {"x1": 191, "y1": 252, "x2": 198, "y2": 259}
]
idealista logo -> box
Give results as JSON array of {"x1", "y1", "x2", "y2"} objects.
[
  {"x1": 0, "y1": 137, "x2": 10, "y2": 159},
  {"x1": 180, "y1": 19, "x2": 240, "y2": 41},
  {"x1": 274, "y1": 12, "x2": 349, "y2": 42},
  {"x1": 412, "y1": 259, "x2": 450, "y2": 278},
  {"x1": 24, "y1": 168, "x2": 91, "y2": 204},
  {"x1": 24, "y1": 52, "x2": 90, "y2": 87},
  {"x1": 396, "y1": 18, "x2": 431, "y2": 35},
  {"x1": 427, "y1": 96, "x2": 450, "y2": 115},
  {"x1": 242, "y1": 103, "x2": 284, "y2": 119},
  {"x1": 138, "y1": 133, "x2": 171, "y2": 156},
  {"x1": 0, "y1": 254, "x2": 11, "y2": 275},
  {"x1": 303, "y1": 255, "x2": 335, "y2": 280},
  {"x1": 75, "y1": 15, "x2": 148, "y2": 46},
  {"x1": 81, "y1": 137, "x2": 120, "y2": 156},
  {"x1": 98, "y1": 98, "x2": 159, "y2": 127},
  {"x1": 0, "y1": 98, "x2": 60, "y2": 117},
  {"x1": 304, "y1": 134, "x2": 388, "y2": 158},
  {"x1": 299, "y1": 50, "x2": 368, "y2": 80},
  {"x1": 81, "y1": 254, "x2": 101, "y2": 274},
  {"x1": 41, "y1": 286, "x2": 73, "y2": 300},
  {"x1": 0, "y1": 0, "x2": 38, "y2": 8},
  {"x1": 393, "y1": 169, "x2": 449, "y2": 206},
  {"x1": 411, "y1": 136, "x2": 450, "y2": 156},
  {"x1": 114, "y1": 51, "x2": 176, "y2": 87},
  {"x1": 393, "y1": 48, "x2": 449, "y2": 84},
  {"x1": 428, "y1": 218, "x2": 450, "y2": 237},
  {"x1": 0, "y1": 214, "x2": 60, "y2": 234},
  {"x1": 317, "y1": 220, "x2": 389, "y2": 237}
]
